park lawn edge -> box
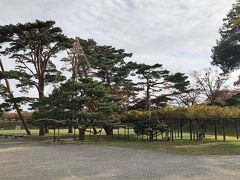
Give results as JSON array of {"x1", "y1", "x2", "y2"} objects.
[{"x1": 20, "y1": 136, "x2": 240, "y2": 156}]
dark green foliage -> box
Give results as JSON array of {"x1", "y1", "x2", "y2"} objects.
[
  {"x1": 63, "y1": 37, "x2": 133, "y2": 88},
  {"x1": 0, "y1": 20, "x2": 71, "y2": 97},
  {"x1": 166, "y1": 72, "x2": 189, "y2": 92},
  {"x1": 212, "y1": 1, "x2": 240, "y2": 73},
  {"x1": 0, "y1": 70, "x2": 34, "y2": 93},
  {"x1": 134, "y1": 63, "x2": 169, "y2": 80},
  {"x1": 128, "y1": 62, "x2": 189, "y2": 109},
  {"x1": 225, "y1": 92, "x2": 240, "y2": 106},
  {"x1": 91, "y1": 45, "x2": 132, "y2": 87},
  {"x1": 0, "y1": 19, "x2": 193, "y2": 136},
  {"x1": 133, "y1": 63, "x2": 169, "y2": 106},
  {"x1": 0, "y1": 68, "x2": 36, "y2": 111},
  {"x1": 32, "y1": 78, "x2": 125, "y2": 128}
]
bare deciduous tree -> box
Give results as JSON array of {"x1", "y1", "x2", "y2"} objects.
[
  {"x1": 173, "y1": 88, "x2": 201, "y2": 107},
  {"x1": 192, "y1": 68, "x2": 229, "y2": 105}
]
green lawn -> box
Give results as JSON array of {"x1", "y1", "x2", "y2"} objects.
[{"x1": 1, "y1": 128, "x2": 240, "y2": 156}]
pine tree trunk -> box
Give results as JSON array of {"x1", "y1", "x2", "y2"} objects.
[
  {"x1": 0, "y1": 59, "x2": 31, "y2": 135},
  {"x1": 214, "y1": 120, "x2": 217, "y2": 140},
  {"x1": 223, "y1": 119, "x2": 226, "y2": 141},
  {"x1": 146, "y1": 83, "x2": 151, "y2": 110},
  {"x1": 92, "y1": 126, "x2": 98, "y2": 135},
  {"x1": 38, "y1": 75, "x2": 46, "y2": 136},
  {"x1": 189, "y1": 119, "x2": 192, "y2": 140},
  {"x1": 235, "y1": 120, "x2": 239, "y2": 139},
  {"x1": 45, "y1": 126, "x2": 49, "y2": 134},
  {"x1": 68, "y1": 126, "x2": 73, "y2": 133},
  {"x1": 180, "y1": 119, "x2": 183, "y2": 139},
  {"x1": 38, "y1": 76, "x2": 45, "y2": 99},
  {"x1": 78, "y1": 127, "x2": 85, "y2": 140},
  {"x1": 39, "y1": 127, "x2": 45, "y2": 136},
  {"x1": 103, "y1": 124, "x2": 113, "y2": 135},
  {"x1": 16, "y1": 108, "x2": 32, "y2": 135}
]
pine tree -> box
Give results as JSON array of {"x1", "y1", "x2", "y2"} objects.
[
  {"x1": 0, "y1": 20, "x2": 71, "y2": 135},
  {"x1": 0, "y1": 20, "x2": 71, "y2": 99},
  {"x1": 91, "y1": 45, "x2": 132, "y2": 88},
  {"x1": 32, "y1": 78, "x2": 125, "y2": 135},
  {"x1": 212, "y1": 1, "x2": 240, "y2": 72}
]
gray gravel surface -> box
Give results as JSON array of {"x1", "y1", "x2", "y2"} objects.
[{"x1": 1, "y1": 139, "x2": 240, "y2": 180}]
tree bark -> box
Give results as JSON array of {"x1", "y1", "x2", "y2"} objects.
[
  {"x1": 0, "y1": 59, "x2": 31, "y2": 135},
  {"x1": 103, "y1": 124, "x2": 113, "y2": 135},
  {"x1": 235, "y1": 120, "x2": 239, "y2": 139},
  {"x1": 223, "y1": 119, "x2": 226, "y2": 142},
  {"x1": 38, "y1": 75, "x2": 45, "y2": 99},
  {"x1": 146, "y1": 84, "x2": 151, "y2": 110},
  {"x1": 92, "y1": 126, "x2": 98, "y2": 135},
  {"x1": 214, "y1": 120, "x2": 217, "y2": 140},
  {"x1": 39, "y1": 126, "x2": 45, "y2": 136},
  {"x1": 68, "y1": 126, "x2": 73, "y2": 133},
  {"x1": 189, "y1": 119, "x2": 192, "y2": 140},
  {"x1": 78, "y1": 127, "x2": 85, "y2": 140},
  {"x1": 180, "y1": 119, "x2": 183, "y2": 140},
  {"x1": 53, "y1": 128, "x2": 56, "y2": 142},
  {"x1": 38, "y1": 75, "x2": 46, "y2": 136},
  {"x1": 44, "y1": 126, "x2": 49, "y2": 134}
]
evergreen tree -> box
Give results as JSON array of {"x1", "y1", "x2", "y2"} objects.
[
  {"x1": 62, "y1": 37, "x2": 92, "y2": 79},
  {"x1": 129, "y1": 62, "x2": 189, "y2": 110},
  {"x1": 133, "y1": 63, "x2": 169, "y2": 109},
  {"x1": 212, "y1": 1, "x2": 240, "y2": 72},
  {"x1": 0, "y1": 20, "x2": 71, "y2": 98},
  {"x1": 32, "y1": 78, "x2": 125, "y2": 135},
  {"x1": 91, "y1": 45, "x2": 132, "y2": 88},
  {"x1": 0, "y1": 20, "x2": 71, "y2": 135}
]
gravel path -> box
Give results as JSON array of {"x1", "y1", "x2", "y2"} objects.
[{"x1": 1, "y1": 139, "x2": 240, "y2": 180}]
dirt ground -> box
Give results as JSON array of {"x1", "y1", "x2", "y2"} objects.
[{"x1": 1, "y1": 139, "x2": 240, "y2": 180}]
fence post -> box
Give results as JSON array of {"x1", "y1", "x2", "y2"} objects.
[
  {"x1": 57, "y1": 126, "x2": 60, "y2": 142},
  {"x1": 189, "y1": 119, "x2": 192, "y2": 140},
  {"x1": 214, "y1": 120, "x2": 217, "y2": 140},
  {"x1": 74, "y1": 126, "x2": 76, "y2": 141},
  {"x1": 127, "y1": 121, "x2": 130, "y2": 141},
  {"x1": 170, "y1": 123, "x2": 174, "y2": 141},
  {"x1": 223, "y1": 119, "x2": 226, "y2": 142},
  {"x1": 53, "y1": 128, "x2": 56, "y2": 142},
  {"x1": 180, "y1": 119, "x2": 183, "y2": 140},
  {"x1": 117, "y1": 125, "x2": 120, "y2": 139},
  {"x1": 236, "y1": 119, "x2": 239, "y2": 140},
  {"x1": 177, "y1": 119, "x2": 180, "y2": 138}
]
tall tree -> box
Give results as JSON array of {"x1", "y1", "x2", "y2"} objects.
[
  {"x1": 134, "y1": 63, "x2": 169, "y2": 109},
  {"x1": 0, "y1": 20, "x2": 71, "y2": 99},
  {"x1": 32, "y1": 78, "x2": 125, "y2": 135},
  {"x1": 90, "y1": 45, "x2": 132, "y2": 88},
  {"x1": 62, "y1": 38, "x2": 134, "y2": 96},
  {"x1": 62, "y1": 37, "x2": 92, "y2": 79},
  {"x1": 0, "y1": 20, "x2": 71, "y2": 135},
  {"x1": 212, "y1": 1, "x2": 240, "y2": 73},
  {"x1": 131, "y1": 63, "x2": 189, "y2": 110}
]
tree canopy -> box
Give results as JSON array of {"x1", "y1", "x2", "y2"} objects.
[
  {"x1": 212, "y1": 1, "x2": 240, "y2": 73},
  {"x1": 0, "y1": 20, "x2": 72, "y2": 98}
]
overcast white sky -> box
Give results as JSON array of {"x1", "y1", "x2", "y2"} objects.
[
  {"x1": 0, "y1": 0, "x2": 239, "y2": 103},
  {"x1": 0, "y1": 0, "x2": 236, "y2": 73}
]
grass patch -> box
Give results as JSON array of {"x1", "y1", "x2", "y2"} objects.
[{"x1": 1, "y1": 129, "x2": 240, "y2": 156}]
